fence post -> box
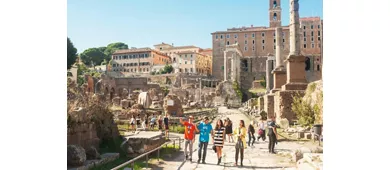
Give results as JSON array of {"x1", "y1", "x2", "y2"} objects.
[
  {"x1": 146, "y1": 154, "x2": 148, "y2": 168},
  {"x1": 157, "y1": 148, "x2": 160, "y2": 161}
]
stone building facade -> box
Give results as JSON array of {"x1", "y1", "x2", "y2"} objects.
[
  {"x1": 110, "y1": 48, "x2": 171, "y2": 74},
  {"x1": 170, "y1": 51, "x2": 211, "y2": 75},
  {"x1": 211, "y1": 0, "x2": 323, "y2": 94}
]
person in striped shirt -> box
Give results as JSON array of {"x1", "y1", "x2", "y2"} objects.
[{"x1": 213, "y1": 119, "x2": 226, "y2": 165}]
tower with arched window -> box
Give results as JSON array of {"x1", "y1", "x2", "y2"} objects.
[{"x1": 269, "y1": 0, "x2": 282, "y2": 28}]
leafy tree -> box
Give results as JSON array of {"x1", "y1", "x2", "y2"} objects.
[
  {"x1": 80, "y1": 48, "x2": 107, "y2": 66},
  {"x1": 162, "y1": 65, "x2": 174, "y2": 74},
  {"x1": 67, "y1": 37, "x2": 78, "y2": 69},
  {"x1": 104, "y1": 42, "x2": 129, "y2": 60}
]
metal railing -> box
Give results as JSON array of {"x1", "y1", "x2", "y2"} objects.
[{"x1": 111, "y1": 137, "x2": 182, "y2": 170}]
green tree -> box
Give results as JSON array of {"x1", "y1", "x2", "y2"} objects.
[
  {"x1": 80, "y1": 48, "x2": 107, "y2": 66},
  {"x1": 162, "y1": 65, "x2": 174, "y2": 74},
  {"x1": 104, "y1": 42, "x2": 129, "y2": 60},
  {"x1": 67, "y1": 37, "x2": 78, "y2": 70}
]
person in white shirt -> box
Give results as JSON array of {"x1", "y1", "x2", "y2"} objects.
[{"x1": 257, "y1": 117, "x2": 266, "y2": 141}]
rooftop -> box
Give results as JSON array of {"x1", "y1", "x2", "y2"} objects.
[{"x1": 113, "y1": 48, "x2": 152, "y2": 54}]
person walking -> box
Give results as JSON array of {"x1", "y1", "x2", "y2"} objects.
[
  {"x1": 130, "y1": 115, "x2": 136, "y2": 131},
  {"x1": 248, "y1": 121, "x2": 255, "y2": 147},
  {"x1": 213, "y1": 119, "x2": 225, "y2": 165},
  {"x1": 257, "y1": 117, "x2": 266, "y2": 141},
  {"x1": 136, "y1": 114, "x2": 141, "y2": 129},
  {"x1": 225, "y1": 118, "x2": 233, "y2": 143},
  {"x1": 164, "y1": 113, "x2": 170, "y2": 139},
  {"x1": 233, "y1": 120, "x2": 247, "y2": 167},
  {"x1": 158, "y1": 115, "x2": 163, "y2": 132},
  {"x1": 267, "y1": 116, "x2": 278, "y2": 154},
  {"x1": 179, "y1": 116, "x2": 199, "y2": 162},
  {"x1": 197, "y1": 116, "x2": 214, "y2": 164}
]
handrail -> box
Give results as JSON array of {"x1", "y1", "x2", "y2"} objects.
[{"x1": 111, "y1": 137, "x2": 181, "y2": 170}]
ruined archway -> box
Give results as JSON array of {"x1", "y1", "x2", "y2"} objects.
[{"x1": 305, "y1": 57, "x2": 311, "y2": 71}]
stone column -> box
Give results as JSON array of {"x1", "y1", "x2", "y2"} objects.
[
  {"x1": 281, "y1": 0, "x2": 307, "y2": 91},
  {"x1": 289, "y1": 0, "x2": 300, "y2": 56},
  {"x1": 224, "y1": 51, "x2": 227, "y2": 81},
  {"x1": 275, "y1": 27, "x2": 284, "y2": 69},
  {"x1": 231, "y1": 53, "x2": 235, "y2": 82},
  {"x1": 266, "y1": 57, "x2": 275, "y2": 92}
]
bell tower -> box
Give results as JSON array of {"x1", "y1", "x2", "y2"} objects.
[{"x1": 269, "y1": 0, "x2": 282, "y2": 28}]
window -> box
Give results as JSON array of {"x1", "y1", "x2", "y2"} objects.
[
  {"x1": 145, "y1": 54, "x2": 148, "y2": 57},
  {"x1": 273, "y1": 32, "x2": 275, "y2": 37},
  {"x1": 318, "y1": 25, "x2": 321, "y2": 29},
  {"x1": 274, "y1": 45, "x2": 276, "y2": 49},
  {"x1": 235, "y1": 34, "x2": 238, "y2": 38},
  {"x1": 303, "y1": 26, "x2": 306, "y2": 30},
  {"x1": 252, "y1": 40, "x2": 255, "y2": 44},
  {"x1": 220, "y1": 35, "x2": 223, "y2": 39},
  {"x1": 190, "y1": 60, "x2": 192, "y2": 64},
  {"x1": 273, "y1": 13, "x2": 277, "y2": 21},
  {"x1": 245, "y1": 40, "x2": 247, "y2": 44},
  {"x1": 227, "y1": 41, "x2": 230, "y2": 45},
  {"x1": 227, "y1": 34, "x2": 230, "y2": 38},
  {"x1": 185, "y1": 61, "x2": 187, "y2": 64},
  {"x1": 304, "y1": 32, "x2": 306, "y2": 37},
  {"x1": 317, "y1": 65, "x2": 320, "y2": 71},
  {"x1": 262, "y1": 32, "x2": 265, "y2": 37},
  {"x1": 304, "y1": 44, "x2": 307, "y2": 48},
  {"x1": 262, "y1": 40, "x2": 265, "y2": 44},
  {"x1": 311, "y1": 37, "x2": 314, "y2": 42},
  {"x1": 244, "y1": 46, "x2": 247, "y2": 51},
  {"x1": 244, "y1": 34, "x2": 247, "y2": 38},
  {"x1": 273, "y1": 0, "x2": 277, "y2": 8},
  {"x1": 262, "y1": 46, "x2": 265, "y2": 50},
  {"x1": 252, "y1": 33, "x2": 255, "y2": 38},
  {"x1": 304, "y1": 37, "x2": 307, "y2": 41},
  {"x1": 311, "y1": 25, "x2": 314, "y2": 29},
  {"x1": 311, "y1": 43, "x2": 314, "y2": 48},
  {"x1": 185, "y1": 54, "x2": 187, "y2": 58},
  {"x1": 318, "y1": 31, "x2": 321, "y2": 36},
  {"x1": 311, "y1": 31, "x2": 314, "y2": 36},
  {"x1": 282, "y1": 32, "x2": 285, "y2": 37},
  {"x1": 252, "y1": 46, "x2": 255, "y2": 51},
  {"x1": 274, "y1": 39, "x2": 276, "y2": 43},
  {"x1": 191, "y1": 54, "x2": 193, "y2": 57},
  {"x1": 146, "y1": 68, "x2": 149, "y2": 72},
  {"x1": 215, "y1": 35, "x2": 218, "y2": 39},
  {"x1": 283, "y1": 39, "x2": 285, "y2": 43}
]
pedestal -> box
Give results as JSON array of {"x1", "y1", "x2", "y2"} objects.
[
  {"x1": 263, "y1": 94, "x2": 275, "y2": 118},
  {"x1": 281, "y1": 54, "x2": 308, "y2": 91},
  {"x1": 271, "y1": 68, "x2": 287, "y2": 93}
]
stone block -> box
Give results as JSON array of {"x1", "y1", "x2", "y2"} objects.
[
  {"x1": 264, "y1": 94, "x2": 275, "y2": 118},
  {"x1": 274, "y1": 90, "x2": 305, "y2": 122},
  {"x1": 296, "y1": 132, "x2": 305, "y2": 139},
  {"x1": 272, "y1": 69, "x2": 287, "y2": 90},
  {"x1": 305, "y1": 133, "x2": 312, "y2": 140}
]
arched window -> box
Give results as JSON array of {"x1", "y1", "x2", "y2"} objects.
[
  {"x1": 227, "y1": 41, "x2": 230, "y2": 45},
  {"x1": 273, "y1": 13, "x2": 277, "y2": 21},
  {"x1": 317, "y1": 65, "x2": 320, "y2": 71},
  {"x1": 273, "y1": 0, "x2": 277, "y2": 8}
]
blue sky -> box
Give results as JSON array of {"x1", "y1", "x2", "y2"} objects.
[{"x1": 68, "y1": 0, "x2": 323, "y2": 53}]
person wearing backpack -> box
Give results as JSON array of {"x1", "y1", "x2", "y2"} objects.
[
  {"x1": 247, "y1": 121, "x2": 255, "y2": 146},
  {"x1": 257, "y1": 117, "x2": 266, "y2": 141}
]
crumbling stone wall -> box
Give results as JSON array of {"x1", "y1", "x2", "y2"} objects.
[
  {"x1": 163, "y1": 94, "x2": 183, "y2": 116},
  {"x1": 274, "y1": 90, "x2": 305, "y2": 123}
]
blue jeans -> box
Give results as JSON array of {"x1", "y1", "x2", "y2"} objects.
[{"x1": 198, "y1": 141, "x2": 208, "y2": 161}]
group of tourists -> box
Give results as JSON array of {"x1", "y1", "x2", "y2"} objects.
[
  {"x1": 129, "y1": 112, "x2": 170, "y2": 137},
  {"x1": 179, "y1": 115, "x2": 279, "y2": 167}
]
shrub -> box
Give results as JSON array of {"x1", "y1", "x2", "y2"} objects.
[
  {"x1": 232, "y1": 81, "x2": 243, "y2": 100},
  {"x1": 292, "y1": 94, "x2": 315, "y2": 127}
]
